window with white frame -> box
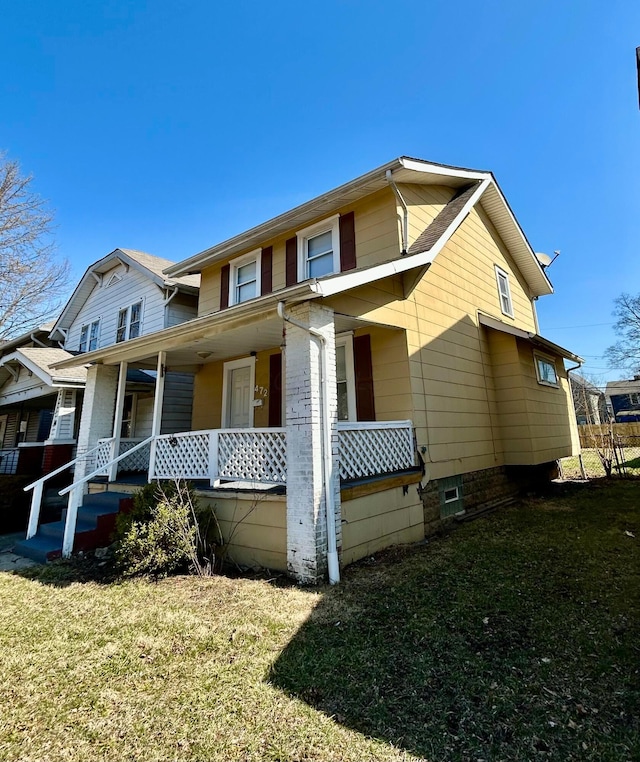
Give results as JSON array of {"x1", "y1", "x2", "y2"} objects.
[
  {"x1": 79, "y1": 319, "x2": 100, "y2": 353},
  {"x1": 534, "y1": 352, "x2": 559, "y2": 387},
  {"x1": 229, "y1": 250, "x2": 261, "y2": 305},
  {"x1": 297, "y1": 215, "x2": 340, "y2": 281},
  {"x1": 336, "y1": 334, "x2": 357, "y2": 421},
  {"x1": 495, "y1": 266, "x2": 514, "y2": 318},
  {"x1": 630, "y1": 393, "x2": 640, "y2": 405},
  {"x1": 116, "y1": 301, "x2": 143, "y2": 343}
]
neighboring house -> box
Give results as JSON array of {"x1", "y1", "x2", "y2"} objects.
[
  {"x1": 0, "y1": 322, "x2": 78, "y2": 476},
  {"x1": 23, "y1": 157, "x2": 581, "y2": 582},
  {"x1": 605, "y1": 376, "x2": 640, "y2": 422},
  {"x1": 570, "y1": 373, "x2": 607, "y2": 425},
  {"x1": 0, "y1": 250, "x2": 200, "y2": 484}
]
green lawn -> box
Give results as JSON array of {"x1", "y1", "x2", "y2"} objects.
[{"x1": 1, "y1": 480, "x2": 639, "y2": 761}]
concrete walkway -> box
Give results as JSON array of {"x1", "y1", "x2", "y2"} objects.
[{"x1": 0, "y1": 532, "x2": 38, "y2": 571}]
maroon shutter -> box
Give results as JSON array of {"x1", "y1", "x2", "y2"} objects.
[
  {"x1": 268, "y1": 352, "x2": 283, "y2": 427},
  {"x1": 285, "y1": 237, "x2": 297, "y2": 286},
  {"x1": 354, "y1": 334, "x2": 375, "y2": 421},
  {"x1": 261, "y1": 246, "x2": 273, "y2": 295},
  {"x1": 339, "y1": 211, "x2": 356, "y2": 272},
  {"x1": 220, "y1": 264, "x2": 230, "y2": 310}
]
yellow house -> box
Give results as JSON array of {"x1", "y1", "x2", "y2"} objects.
[{"x1": 32, "y1": 157, "x2": 581, "y2": 583}]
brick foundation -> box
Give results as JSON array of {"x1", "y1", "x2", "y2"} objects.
[{"x1": 420, "y1": 463, "x2": 557, "y2": 535}]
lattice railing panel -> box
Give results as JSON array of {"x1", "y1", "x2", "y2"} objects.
[
  {"x1": 94, "y1": 439, "x2": 116, "y2": 475},
  {"x1": 118, "y1": 439, "x2": 151, "y2": 472},
  {"x1": 219, "y1": 430, "x2": 286, "y2": 484},
  {"x1": 337, "y1": 422, "x2": 415, "y2": 481},
  {"x1": 154, "y1": 432, "x2": 211, "y2": 480}
]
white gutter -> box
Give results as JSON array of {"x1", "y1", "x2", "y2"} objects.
[
  {"x1": 386, "y1": 169, "x2": 409, "y2": 254},
  {"x1": 277, "y1": 301, "x2": 340, "y2": 585}
]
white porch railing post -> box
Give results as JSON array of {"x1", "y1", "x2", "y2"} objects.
[
  {"x1": 209, "y1": 431, "x2": 220, "y2": 487},
  {"x1": 109, "y1": 361, "x2": 128, "y2": 481},
  {"x1": 26, "y1": 482, "x2": 44, "y2": 539},
  {"x1": 148, "y1": 437, "x2": 157, "y2": 482},
  {"x1": 62, "y1": 485, "x2": 82, "y2": 558}
]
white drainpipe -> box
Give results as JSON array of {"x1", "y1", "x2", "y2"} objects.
[{"x1": 277, "y1": 301, "x2": 340, "y2": 585}]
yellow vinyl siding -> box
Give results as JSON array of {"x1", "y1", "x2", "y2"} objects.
[
  {"x1": 197, "y1": 492, "x2": 287, "y2": 571},
  {"x1": 395, "y1": 183, "x2": 455, "y2": 248},
  {"x1": 341, "y1": 485, "x2": 423, "y2": 565}
]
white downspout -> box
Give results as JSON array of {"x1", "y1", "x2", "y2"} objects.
[
  {"x1": 277, "y1": 301, "x2": 340, "y2": 585},
  {"x1": 386, "y1": 169, "x2": 409, "y2": 255}
]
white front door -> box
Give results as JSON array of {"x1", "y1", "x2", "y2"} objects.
[{"x1": 222, "y1": 358, "x2": 255, "y2": 428}]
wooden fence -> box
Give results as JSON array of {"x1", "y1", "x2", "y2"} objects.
[{"x1": 577, "y1": 423, "x2": 640, "y2": 449}]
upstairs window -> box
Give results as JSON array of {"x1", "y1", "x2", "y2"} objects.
[
  {"x1": 229, "y1": 250, "x2": 261, "y2": 305},
  {"x1": 116, "y1": 301, "x2": 143, "y2": 343},
  {"x1": 630, "y1": 393, "x2": 640, "y2": 405},
  {"x1": 495, "y1": 266, "x2": 514, "y2": 318},
  {"x1": 297, "y1": 216, "x2": 340, "y2": 281},
  {"x1": 534, "y1": 353, "x2": 559, "y2": 387},
  {"x1": 79, "y1": 319, "x2": 100, "y2": 353}
]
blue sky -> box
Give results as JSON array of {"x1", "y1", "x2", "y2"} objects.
[{"x1": 1, "y1": 0, "x2": 639, "y2": 385}]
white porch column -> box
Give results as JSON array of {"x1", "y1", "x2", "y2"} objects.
[
  {"x1": 73, "y1": 364, "x2": 119, "y2": 486},
  {"x1": 147, "y1": 351, "x2": 166, "y2": 481},
  {"x1": 284, "y1": 302, "x2": 341, "y2": 584},
  {"x1": 108, "y1": 361, "x2": 128, "y2": 481}
]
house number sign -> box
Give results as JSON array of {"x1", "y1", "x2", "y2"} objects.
[{"x1": 254, "y1": 385, "x2": 268, "y2": 398}]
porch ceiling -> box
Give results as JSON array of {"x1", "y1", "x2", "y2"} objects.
[{"x1": 131, "y1": 313, "x2": 398, "y2": 371}]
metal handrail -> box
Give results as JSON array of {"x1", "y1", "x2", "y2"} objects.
[
  {"x1": 23, "y1": 438, "x2": 115, "y2": 540},
  {"x1": 56, "y1": 435, "x2": 155, "y2": 557}
]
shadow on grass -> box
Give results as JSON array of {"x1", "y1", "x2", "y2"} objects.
[{"x1": 269, "y1": 481, "x2": 640, "y2": 760}]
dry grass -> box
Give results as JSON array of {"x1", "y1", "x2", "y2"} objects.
[{"x1": 1, "y1": 480, "x2": 639, "y2": 761}]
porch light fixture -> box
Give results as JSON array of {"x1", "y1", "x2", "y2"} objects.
[{"x1": 196, "y1": 351, "x2": 212, "y2": 359}]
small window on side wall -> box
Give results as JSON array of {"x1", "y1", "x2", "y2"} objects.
[
  {"x1": 534, "y1": 352, "x2": 559, "y2": 387},
  {"x1": 495, "y1": 266, "x2": 514, "y2": 318},
  {"x1": 79, "y1": 319, "x2": 100, "y2": 353}
]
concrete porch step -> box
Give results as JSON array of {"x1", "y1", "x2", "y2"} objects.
[{"x1": 13, "y1": 488, "x2": 133, "y2": 564}]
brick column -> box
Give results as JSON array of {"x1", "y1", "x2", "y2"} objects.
[
  {"x1": 284, "y1": 302, "x2": 341, "y2": 584},
  {"x1": 73, "y1": 365, "x2": 119, "y2": 485}
]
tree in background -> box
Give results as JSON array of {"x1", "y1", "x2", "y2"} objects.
[
  {"x1": 605, "y1": 293, "x2": 640, "y2": 375},
  {"x1": 0, "y1": 152, "x2": 69, "y2": 339}
]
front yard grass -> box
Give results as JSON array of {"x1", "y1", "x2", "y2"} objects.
[{"x1": 0, "y1": 480, "x2": 638, "y2": 761}]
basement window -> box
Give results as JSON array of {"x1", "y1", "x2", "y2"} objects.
[
  {"x1": 444, "y1": 486, "x2": 460, "y2": 503},
  {"x1": 439, "y1": 475, "x2": 464, "y2": 519}
]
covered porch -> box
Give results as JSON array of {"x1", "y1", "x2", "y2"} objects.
[{"x1": 43, "y1": 298, "x2": 422, "y2": 581}]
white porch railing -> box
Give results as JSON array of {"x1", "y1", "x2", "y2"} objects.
[
  {"x1": 96, "y1": 437, "x2": 151, "y2": 475},
  {"x1": 337, "y1": 420, "x2": 416, "y2": 480},
  {"x1": 151, "y1": 428, "x2": 287, "y2": 484}
]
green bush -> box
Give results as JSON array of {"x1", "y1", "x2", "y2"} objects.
[{"x1": 114, "y1": 481, "x2": 199, "y2": 579}]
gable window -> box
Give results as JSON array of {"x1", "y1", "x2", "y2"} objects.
[
  {"x1": 534, "y1": 352, "x2": 559, "y2": 387},
  {"x1": 79, "y1": 319, "x2": 100, "y2": 353},
  {"x1": 229, "y1": 250, "x2": 261, "y2": 306},
  {"x1": 495, "y1": 266, "x2": 514, "y2": 318},
  {"x1": 116, "y1": 301, "x2": 143, "y2": 343},
  {"x1": 297, "y1": 216, "x2": 340, "y2": 281}
]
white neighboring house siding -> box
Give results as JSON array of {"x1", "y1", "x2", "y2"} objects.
[
  {"x1": 0, "y1": 369, "x2": 51, "y2": 405},
  {"x1": 65, "y1": 264, "x2": 167, "y2": 352}
]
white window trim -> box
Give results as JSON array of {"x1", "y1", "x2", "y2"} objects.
[
  {"x1": 221, "y1": 356, "x2": 256, "y2": 428},
  {"x1": 116, "y1": 300, "x2": 144, "y2": 343},
  {"x1": 297, "y1": 214, "x2": 340, "y2": 282},
  {"x1": 534, "y1": 351, "x2": 559, "y2": 388},
  {"x1": 630, "y1": 393, "x2": 640, "y2": 405},
  {"x1": 494, "y1": 265, "x2": 514, "y2": 318},
  {"x1": 336, "y1": 333, "x2": 357, "y2": 422},
  {"x1": 229, "y1": 249, "x2": 261, "y2": 306},
  {"x1": 444, "y1": 486, "x2": 460, "y2": 503},
  {"x1": 79, "y1": 319, "x2": 100, "y2": 353}
]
